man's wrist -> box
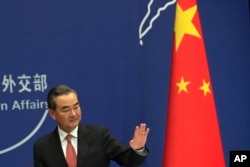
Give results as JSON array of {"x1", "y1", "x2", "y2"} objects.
[{"x1": 135, "y1": 146, "x2": 144, "y2": 151}]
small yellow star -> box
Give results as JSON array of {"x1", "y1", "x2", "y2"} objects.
[
  {"x1": 199, "y1": 80, "x2": 211, "y2": 96},
  {"x1": 174, "y1": 3, "x2": 200, "y2": 51},
  {"x1": 176, "y1": 77, "x2": 190, "y2": 93}
]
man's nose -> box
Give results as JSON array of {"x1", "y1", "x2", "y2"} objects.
[{"x1": 69, "y1": 108, "x2": 77, "y2": 116}]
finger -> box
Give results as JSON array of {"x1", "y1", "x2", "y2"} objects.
[
  {"x1": 137, "y1": 123, "x2": 144, "y2": 132},
  {"x1": 139, "y1": 123, "x2": 147, "y2": 134},
  {"x1": 139, "y1": 123, "x2": 146, "y2": 130},
  {"x1": 144, "y1": 127, "x2": 150, "y2": 136},
  {"x1": 140, "y1": 127, "x2": 150, "y2": 136},
  {"x1": 134, "y1": 125, "x2": 140, "y2": 136},
  {"x1": 137, "y1": 124, "x2": 144, "y2": 135}
]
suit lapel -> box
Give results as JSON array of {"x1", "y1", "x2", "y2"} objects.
[
  {"x1": 49, "y1": 128, "x2": 68, "y2": 167},
  {"x1": 77, "y1": 125, "x2": 92, "y2": 167}
]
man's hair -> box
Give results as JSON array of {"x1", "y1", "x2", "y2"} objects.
[{"x1": 47, "y1": 85, "x2": 78, "y2": 110}]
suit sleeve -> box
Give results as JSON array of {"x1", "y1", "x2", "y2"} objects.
[{"x1": 33, "y1": 141, "x2": 45, "y2": 167}]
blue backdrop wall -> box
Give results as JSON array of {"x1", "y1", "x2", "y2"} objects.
[{"x1": 0, "y1": 0, "x2": 249, "y2": 166}]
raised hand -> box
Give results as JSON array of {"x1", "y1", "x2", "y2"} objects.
[{"x1": 129, "y1": 123, "x2": 150, "y2": 150}]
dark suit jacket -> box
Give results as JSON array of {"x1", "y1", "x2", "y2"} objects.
[{"x1": 33, "y1": 124, "x2": 147, "y2": 167}]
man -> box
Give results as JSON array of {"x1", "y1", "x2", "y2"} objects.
[{"x1": 33, "y1": 85, "x2": 150, "y2": 167}]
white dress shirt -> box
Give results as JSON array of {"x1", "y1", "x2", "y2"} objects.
[{"x1": 58, "y1": 126, "x2": 78, "y2": 157}]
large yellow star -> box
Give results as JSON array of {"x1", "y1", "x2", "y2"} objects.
[
  {"x1": 176, "y1": 77, "x2": 190, "y2": 93},
  {"x1": 199, "y1": 80, "x2": 211, "y2": 96},
  {"x1": 174, "y1": 3, "x2": 200, "y2": 51}
]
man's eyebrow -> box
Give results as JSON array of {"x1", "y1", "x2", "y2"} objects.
[
  {"x1": 73, "y1": 102, "x2": 79, "y2": 106},
  {"x1": 61, "y1": 102, "x2": 79, "y2": 108},
  {"x1": 61, "y1": 106, "x2": 70, "y2": 110}
]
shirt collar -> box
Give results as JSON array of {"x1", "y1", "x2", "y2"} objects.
[{"x1": 58, "y1": 126, "x2": 78, "y2": 142}]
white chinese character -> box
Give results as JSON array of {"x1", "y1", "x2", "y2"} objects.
[
  {"x1": 17, "y1": 74, "x2": 32, "y2": 93},
  {"x1": 33, "y1": 74, "x2": 47, "y2": 92},
  {"x1": 2, "y1": 74, "x2": 16, "y2": 93}
]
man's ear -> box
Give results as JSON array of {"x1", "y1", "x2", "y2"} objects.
[{"x1": 48, "y1": 109, "x2": 56, "y2": 120}]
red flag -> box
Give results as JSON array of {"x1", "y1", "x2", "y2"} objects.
[{"x1": 162, "y1": 0, "x2": 225, "y2": 166}]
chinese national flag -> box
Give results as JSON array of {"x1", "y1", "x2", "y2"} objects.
[{"x1": 162, "y1": 0, "x2": 225, "y2": 166}]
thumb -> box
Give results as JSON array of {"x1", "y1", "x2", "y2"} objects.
[{"x1": 129, "y1": 139, "x2": 135, "y2": 148}]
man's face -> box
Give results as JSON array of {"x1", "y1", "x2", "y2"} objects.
[{"x1": 49, "y1": 92, "x2": 82, "y2": 133}]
